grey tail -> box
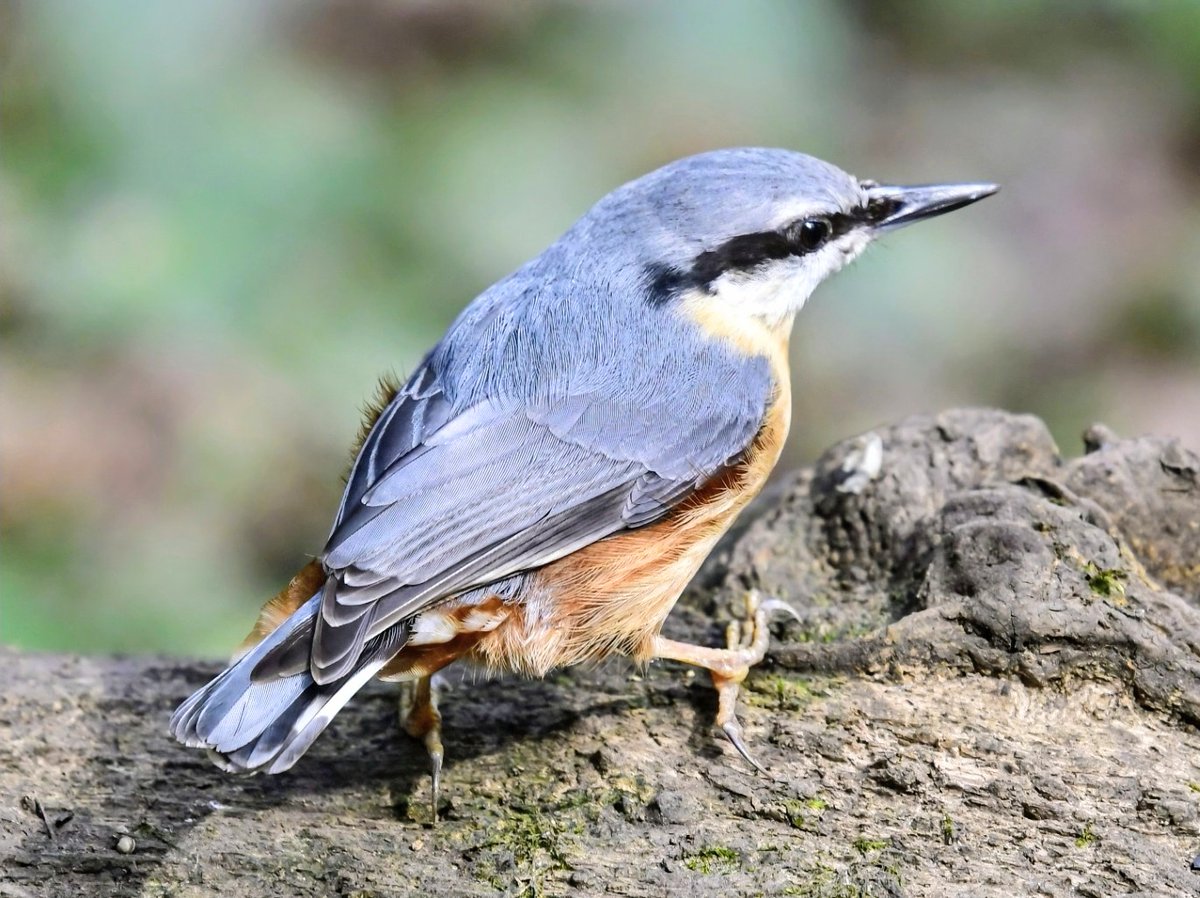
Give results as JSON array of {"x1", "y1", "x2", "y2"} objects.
[{"x1": 169, "y1": 594, "x2": 393, "y2": 775}]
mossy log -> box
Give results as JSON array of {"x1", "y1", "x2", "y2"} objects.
[{"x1": 3, "y1": 409, "x2": 1198, "y2": 897}]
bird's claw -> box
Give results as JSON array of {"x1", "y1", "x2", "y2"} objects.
[
  {"x1": 653, "y1": 589, "x2": 803, "y2": 774},
  {"x1": 721, "y1": 716, "x2": 765, "y2": 774},
  {"x1": 745, "y1": 587, "x2": 802, "y2": 623},
  {"x1": 759, "y1": 595, "x2": 803, "y2": 625},
  {"x1": 716, "y1": 591, "x2": 800, "y2": 773}
]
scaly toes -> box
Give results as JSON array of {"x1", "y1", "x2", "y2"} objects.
[
  {"x1": 724, "y1": 618, "x2": 743, "y2": 651},
  {"x1": 743, "y1": 589, "x2": 763, "y2": 620},
  {"x1": 713, "y1": 671, "x2": 766, "y2": 774}
]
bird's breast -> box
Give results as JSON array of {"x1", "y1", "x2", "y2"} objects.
[{"x1": 677, "y1": 286, "x2": 794, "y2": 389}]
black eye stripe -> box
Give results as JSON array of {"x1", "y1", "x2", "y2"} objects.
[
  {"x1": 690, "y1": 231, "x2": 794, "y2": 288},
  {"x1": 698, "y1": 211, "x2": 858, "y2": 280},
  {"x1": 643, "y1": 202, "x2": 882, "y2": 305}
]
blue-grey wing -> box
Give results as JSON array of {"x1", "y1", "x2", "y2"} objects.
[{"x1": 308, "y1": 344, "x2": 774, "y2": 683}]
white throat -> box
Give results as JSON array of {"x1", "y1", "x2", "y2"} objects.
[{"x1": 704, "y1": 230, "x2": 872, "y2": 328}]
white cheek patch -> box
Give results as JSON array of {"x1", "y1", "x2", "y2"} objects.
[{"x1": 707, "y1": 230, "x2": 872, "y2": 325}]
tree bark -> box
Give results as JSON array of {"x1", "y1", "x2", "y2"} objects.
[{"x1": 3, "y1": 409, "x2": 1198, "y2": 897}]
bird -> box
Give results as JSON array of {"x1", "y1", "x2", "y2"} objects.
[{"x1": 170, "y1": 147, "x2": 995, "y2": 812}]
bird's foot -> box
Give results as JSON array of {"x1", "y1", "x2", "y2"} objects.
[
  {"x1": 652, "y1": 590, "x2": 800, "y2": 772},
  {"x1": 399, "y1": 675, "x2": 443, "y2": 823}
]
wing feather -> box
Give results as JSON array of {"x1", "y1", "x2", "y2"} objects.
[{"x1": 282, "y1": 317, "x2": 775, "y2": 684}]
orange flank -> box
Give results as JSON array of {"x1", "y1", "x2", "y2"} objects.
[
  {"x1": 379, "y1": 595, "x2": 511, "y2": 682},
  {"x1": 236, "y1": 559, "x2": 325, "y2": 660}
]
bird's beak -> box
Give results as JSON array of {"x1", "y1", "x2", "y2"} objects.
[{"x1": 865, "y1": 182, "x2": 998, "y2": 231}]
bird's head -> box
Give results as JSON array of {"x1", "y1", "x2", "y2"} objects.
[{"x1": 578, "y1": 148, "x2": 996, "y2": 333}]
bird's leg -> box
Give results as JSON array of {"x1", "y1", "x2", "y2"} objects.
[
  {"x1": 399, "y1": 675, "x2": 443, "y2": 822},
  {"x1": 651, "y1": 590, "x2": 799, "y2": 772}
]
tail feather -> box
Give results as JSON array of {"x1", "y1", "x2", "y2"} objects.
[
  {"x1": 235, "y1": 688, "x2": 316, "y2": 770},
  {"x1": 203, "y1": 674, "x2": 311, "y2": 752},
  {"x1": 169, "y1": 593, "x2": 396, "y2": 774},
  {"x1": 258, "y1": 659, "x2": 384, "y2": 774}
]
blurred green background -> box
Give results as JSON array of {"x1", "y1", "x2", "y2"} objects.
[{"x1": 3, "y1": 0, "x2": 1199, "y2": 656}]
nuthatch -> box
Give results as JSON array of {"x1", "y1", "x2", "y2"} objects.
[{"x1": 171, "y1": 148, "x2": 995, "y2": 809}]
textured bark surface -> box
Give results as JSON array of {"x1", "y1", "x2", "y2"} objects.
[{"x1": 2, "y1": 409, "x2": 1199, "y2": 898}]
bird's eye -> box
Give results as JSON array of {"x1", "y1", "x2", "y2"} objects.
[{"x1": 793, "y1": 217, "x2": 832, "y2": 252}]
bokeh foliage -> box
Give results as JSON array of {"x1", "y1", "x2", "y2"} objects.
[{"x1": 3, "y1": 0, "x2": 1199, "y2": 653}]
